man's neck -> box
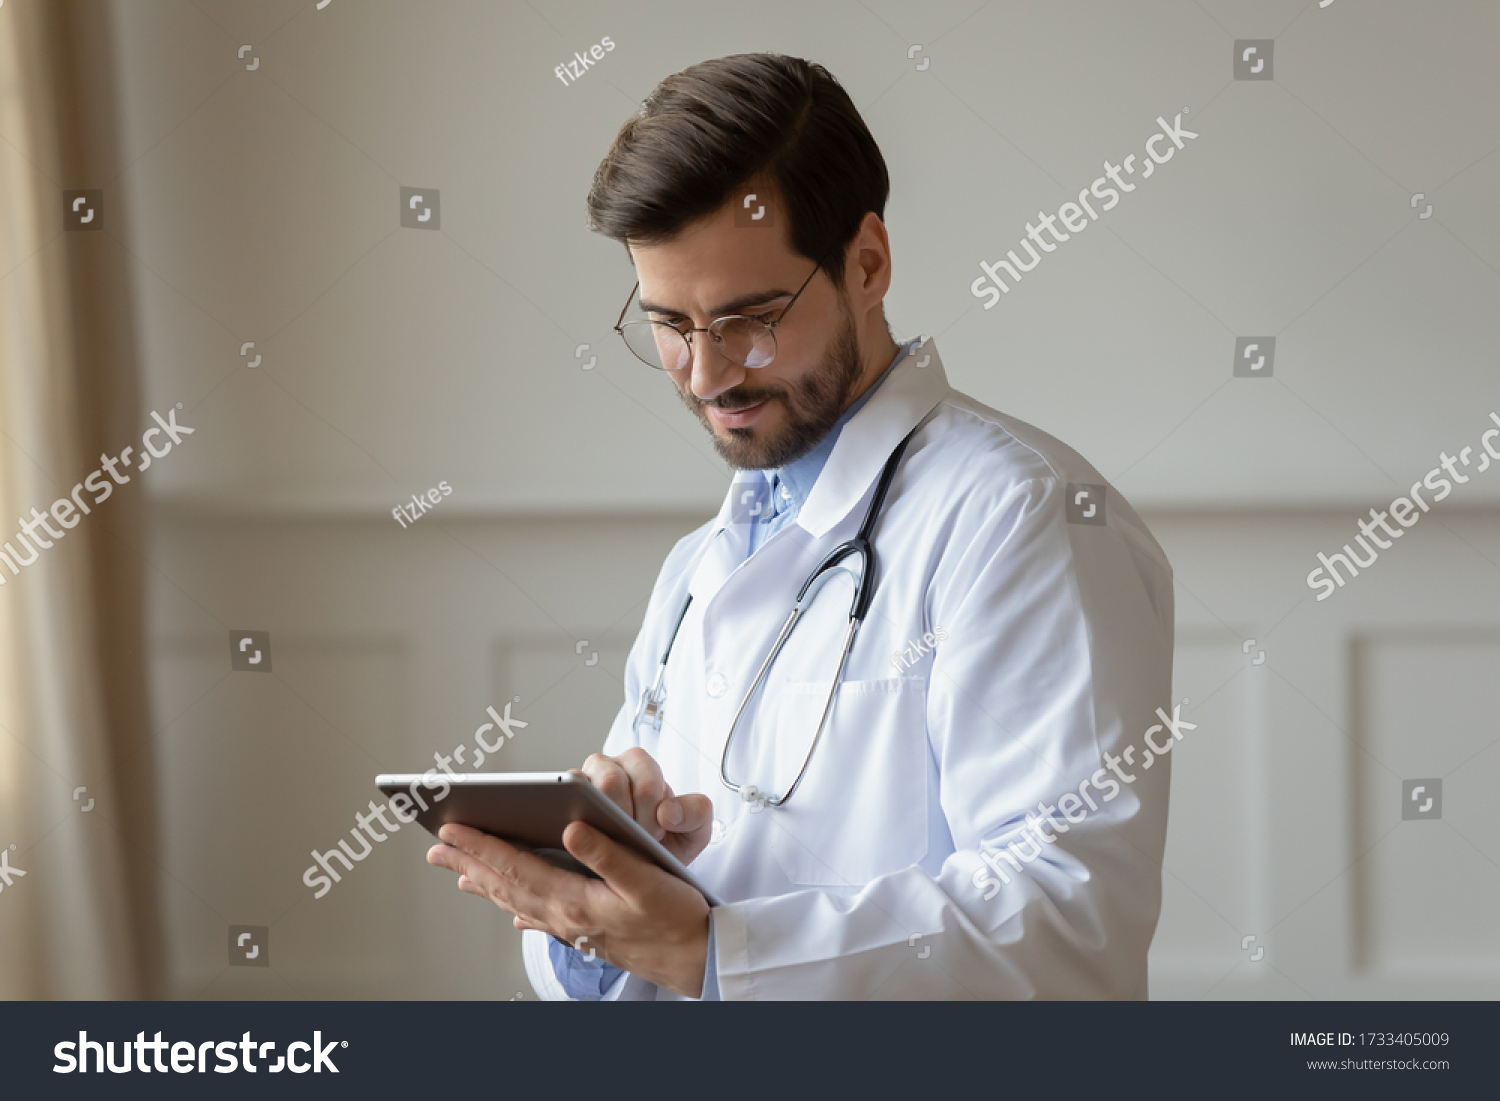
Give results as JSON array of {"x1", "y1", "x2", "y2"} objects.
[{"x1": 843, "y1": 329, "x2": 902, "y2": 412}]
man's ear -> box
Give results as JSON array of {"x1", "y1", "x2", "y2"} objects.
[{"x1": 846, "y1": 211, "x2": 893, "y2": 307}]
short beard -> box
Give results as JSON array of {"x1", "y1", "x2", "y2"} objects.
[{"x1": 681, "y1": 296, "x2": 864, "y2": 471}]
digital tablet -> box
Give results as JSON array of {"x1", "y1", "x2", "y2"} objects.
[{"x1": 374, "y1": 771, "x2": 723, "y2": 906}]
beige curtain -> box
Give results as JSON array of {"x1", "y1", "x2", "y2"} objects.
[{"x1": 0, "y1": 0, "x2": 163, "y2": 999}]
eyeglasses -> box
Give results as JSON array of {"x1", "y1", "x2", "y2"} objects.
[{"x1": 612, "y1": 256, "x2": 824, "y2": 372}]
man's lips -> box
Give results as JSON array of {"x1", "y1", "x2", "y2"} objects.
[{"x1": 708, "y1": 398, "x2": 770, "y2": 428}]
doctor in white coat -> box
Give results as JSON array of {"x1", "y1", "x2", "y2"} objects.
[{"x1": 425, "y1": 52, "x2": 1175, "y2": 1000}]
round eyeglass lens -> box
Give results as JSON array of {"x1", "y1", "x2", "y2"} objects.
[{"x1": 622, "y1": 318, "x2": 776, "y2": 370}]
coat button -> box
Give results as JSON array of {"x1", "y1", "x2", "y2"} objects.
[
  {"x1": 710, "y1": 818, "x2": 726, "y2": 845},
  {"x1": 706, "y1": 672, "x2": 728, "y2": 698}
]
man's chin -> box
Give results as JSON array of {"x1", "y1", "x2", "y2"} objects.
[
  {"x1": 712, "y1": 433, "x2": 780, "y2": 470},
  {"x1": 701, "y1": 405, "x2": 783, "y2": 468},
  {"x1": 710, "y1": 434, "x2": 771, "y2": 471}
]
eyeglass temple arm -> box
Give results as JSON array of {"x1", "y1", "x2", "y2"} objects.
[
  {"x1": 614, "y1": 281, "x2": 640, "y2": 332},
  {"x1": 763, "y1": 256, "x2": 823, "y2": 332}
]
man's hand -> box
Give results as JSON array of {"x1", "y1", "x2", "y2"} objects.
[
  {"x1": 423, "y1": 748, "x2": 717, "y2": 998},
  {"x1": 576, "y1": 747, "x2": 714, "y2": 865}
]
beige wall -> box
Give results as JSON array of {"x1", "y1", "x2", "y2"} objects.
[{"x1": 96, "y1": 0, "x2": 1500, "y2": 998}]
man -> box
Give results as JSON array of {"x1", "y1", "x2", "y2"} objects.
[{"x1": 426, "y1": 52, "x2": 1175, "y2": 1000}]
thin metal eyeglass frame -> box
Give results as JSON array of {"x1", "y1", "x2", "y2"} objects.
[{"x1": 612, "y1": 255, "x2": 825, "y2": 371}]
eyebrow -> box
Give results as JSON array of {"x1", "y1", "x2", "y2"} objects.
[{"x1": 636, "y1": 287, "x2": 795, "y2": 318}]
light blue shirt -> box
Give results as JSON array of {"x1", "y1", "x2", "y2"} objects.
[{"x1": 548, "y1": 335, "x2": 922, "y2": 1000}]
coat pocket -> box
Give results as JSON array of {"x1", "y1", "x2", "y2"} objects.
[{"x1": 766, "y1": 677, "x2": 929, "y2": 887}]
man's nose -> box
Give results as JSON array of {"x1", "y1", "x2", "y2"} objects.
[{"x1": 687, "y1": 332, "x2": 745, "y2": 403}]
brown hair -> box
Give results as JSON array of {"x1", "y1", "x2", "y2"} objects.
[{"x1": 585, "y1": 53, "x2": 890, "y2": 290}]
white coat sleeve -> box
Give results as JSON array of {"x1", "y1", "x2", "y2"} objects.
[
  {"x1": 521, "y1": 928, "x2": 569, "y2": 999},
  {"x1": 708, "y1": 475, "x2": 1175, "y2": 999}
]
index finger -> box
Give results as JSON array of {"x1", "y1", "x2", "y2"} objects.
[
  {"x1": 614, "y1": 747, "x2": 670, "y2": 840},
  {"x1": 580, "y1": 754, "x2": 634, "y2": 818}
]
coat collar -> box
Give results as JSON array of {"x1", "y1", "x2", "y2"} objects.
[{"x1": 796, "y1": 335, "x2": 949, "y2": 538}]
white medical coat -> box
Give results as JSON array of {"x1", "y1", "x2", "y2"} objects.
[{"x1": 523, "y1": 337, "x2": 1175, "y2": 1000}]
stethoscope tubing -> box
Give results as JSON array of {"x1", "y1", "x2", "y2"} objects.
[{"x1": 637, "y1": 423, "x2": 922, "y2": 805}]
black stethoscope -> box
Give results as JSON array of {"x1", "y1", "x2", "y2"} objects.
[{"x1": 632, "y1": 424, "x2": 920, "y2": 808}]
